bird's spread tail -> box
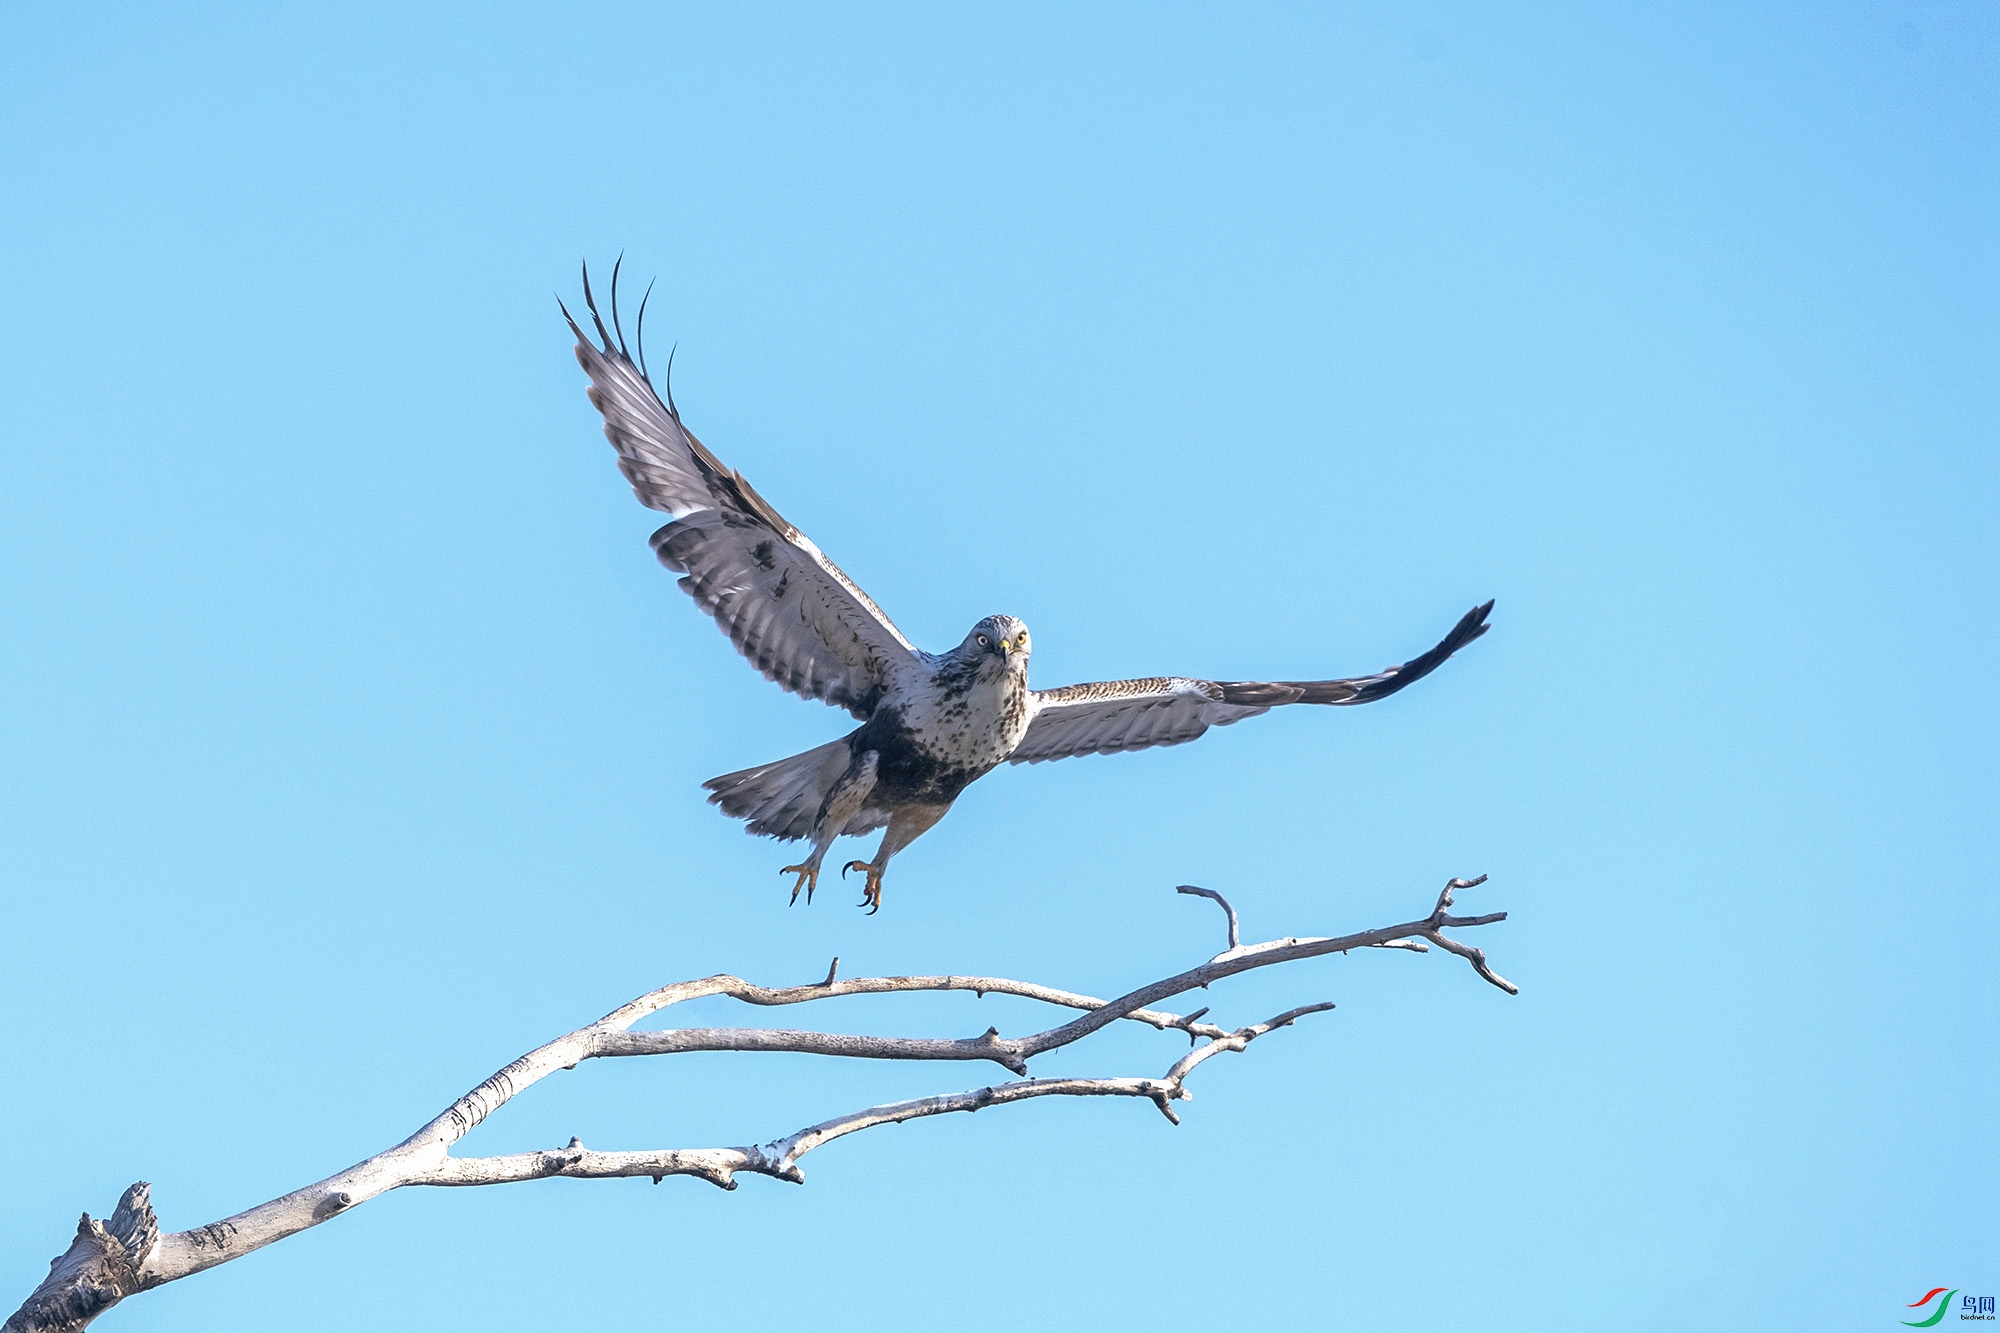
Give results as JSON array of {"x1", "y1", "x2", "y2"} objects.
[{"x1": 702, "y1": 739, "x2": 862, "y2": 842}]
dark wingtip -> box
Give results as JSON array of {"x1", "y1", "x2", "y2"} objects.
[
  {"x1": 610, "y1": 252, "x2": 628, "y2": 356},
  {"x1": 580, "y1": 259, "x2": 614, "y2": 349},
  {"x1": 556, "y1": 294, "x2": 587, "y2": 343},
  {"x1": 1321, "y1": 598, "x2": 1497, "y2": 706},
  {"x1": 635, "y1": 278, "x2": 657, "y2": 380},
  {"x1": 1424, "y1": 597, "x2": 1494, "y2": 661},
  {"x1": 663, "y1": 342, "x2": 681, "y2": 418},
  {"x1": 1452, "y1": 599, "x2": 1496, "y2": 648}
]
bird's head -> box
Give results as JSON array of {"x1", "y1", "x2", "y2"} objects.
[{"x1": 959, "y1": 615, "x2": 1031, "y2": 674}]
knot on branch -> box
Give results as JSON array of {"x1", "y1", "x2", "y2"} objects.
[
  {"x1": 310, "y1": 1191, "x2": 355, "y2": 1221},
  {"x1": 4, "y1": 1183, "x2": 157, "y2": 1333},
  {"x1": 531, "y1": 1137, "x2": 589, "y2": 1175},
  {"x1": 746, "y1": 1142, "x2": 806, "y2": 1186},
  {"x1": 971, "y1": 1027, "x2": 1028, "y2": 1075}
]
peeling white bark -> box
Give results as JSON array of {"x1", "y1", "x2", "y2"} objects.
[{"x1": 6, "y1": 878, "x2": 1513, "y2": 1332}]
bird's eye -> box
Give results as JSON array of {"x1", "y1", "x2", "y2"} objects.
[{"x1": 976, "y1": 634, "x2": 990, "y2": 647}]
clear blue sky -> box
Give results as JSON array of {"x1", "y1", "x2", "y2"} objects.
[{"x1": 2, "y1": 4, "x2": 1992, "y2": 1330}]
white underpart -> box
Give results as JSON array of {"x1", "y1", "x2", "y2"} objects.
[{"x1": 900, "y1": 662, "x2": 1032, "y2": 772}]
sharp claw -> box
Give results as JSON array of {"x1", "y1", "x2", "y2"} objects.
[
  {"x1": 781, "y1": 864, "x2": 818, "y2": 906},
  {"x1": 836, "y1": 861, "x2": 884, "y2": 913}
]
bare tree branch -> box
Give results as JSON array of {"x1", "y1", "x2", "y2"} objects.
[
  {"x1": 1177, "y1": 884, "x2": 1240, "y2": 949},
  {"x1": 7, "y1": 878, "x2": 1513, "y2": 1333}
]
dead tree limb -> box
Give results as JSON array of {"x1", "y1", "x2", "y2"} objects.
[{"x1": 6, "y1": 877, "x2": 1514, "y2": 1333}]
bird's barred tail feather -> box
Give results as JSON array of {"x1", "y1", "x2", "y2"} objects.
[{"x1": 702, "y1": 739, "x2": 880, "y2": 843}]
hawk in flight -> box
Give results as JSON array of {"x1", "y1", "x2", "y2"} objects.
[{"x1": 565, "y1": 268, "x2": 1492, "y2": 912}]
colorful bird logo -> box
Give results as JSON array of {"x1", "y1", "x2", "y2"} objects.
[{"x1": 1902, "y1": 1288, "x2": 1958, "y2": 1328}]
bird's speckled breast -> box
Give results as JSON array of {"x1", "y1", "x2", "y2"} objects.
[{"x1": 853, "y1": 662, "x2": 1030, "y2": 805}]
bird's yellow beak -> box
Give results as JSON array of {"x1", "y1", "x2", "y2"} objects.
[{"x1": 997, "y1": 636, "x2": 1013, "y2": 654}]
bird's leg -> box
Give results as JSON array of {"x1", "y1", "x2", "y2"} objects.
[
  {"x1": 840, "y1": 803, "x2": 950, "y2": 915},
  {"x1": 783, "y1": 751, "x2": 879, "y2": 907},
  {"x1": 780, "y1": 839, "x2": 834, "y2": 906}
]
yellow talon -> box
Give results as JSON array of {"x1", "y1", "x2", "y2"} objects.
[
  {"x1": 841, "y1": 860, "x2": 885, "y2": 914},
  {"x1": 780, "y1": 862, "x2": 819, "y2": 905}
]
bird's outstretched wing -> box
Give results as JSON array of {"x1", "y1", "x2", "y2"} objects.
[
  {"x1": 565, "y1": 265, "x2": 922, "y2": 719},
  {"x1": 1009, "y1": 601, "x2": 1493, "y2": 764}
]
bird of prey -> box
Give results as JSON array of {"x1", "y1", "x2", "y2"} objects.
[{"x1": 564, "y1": 268, "x2": 1492, "y2": 913}]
